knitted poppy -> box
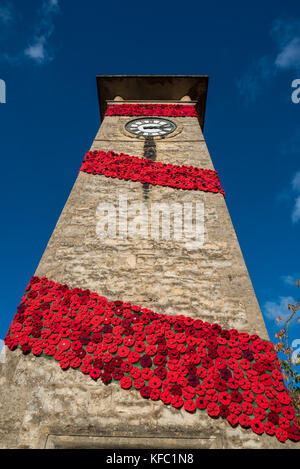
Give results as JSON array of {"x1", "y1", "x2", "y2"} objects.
[
  {"x1": 101, "y1": 372, "x2": 112, "y2": 385},
  {"x1": 264, "y1": 421, "x2": 276, "y2": 435},
  {"x1": 184, "y1": 400, "x2": 196, "y2": 413},
  {"x1": 239, "y1": 414, "x2": 251, "y2": 428},
  {"x1": 196, "y1": 397, "x2": 208, "y2": 410},
  {"x1": 282, "y1": 406, "x2": 295, "y2": 420},
  {"x1": 251, "y1": 418, "x2": 264, "y2": 435},
  {"x1": 270, "y1": 399, "x2": 282, "y2": 413},
  {"x1": 171, "y1": 395, "x2": 184, "y2": 409},
  {"x1": 275, "y1": 428, "x2": 288, "y2": 443},
  {"x1": 120, "y1": 376, "x2": 132, "y2": 389},
  {"x1": 207, "y1": 403, "x2": 220, "y2": 418},
  {"x1": 227, "y1": 413, "x2": 239, "y2": 427},
  {"x1": 254, "y1": 407, "x2": 267, "y2": 421},
  {"x1": 231, "y1": 391, "x2": 243, "y2": 403},
  {"x1": 5, "y1": 275, "x2": 299, "y2": 445},
  {"x1": 150, "y1": 389, "x2": 161, "y2": 401},
  {"x1": 133, "y1": 378, "x2": 145, "y2": 390},
  {"x1": 219, "y1": 405, "x2": 230, "y2": 418},
  {"x1": 287, "y1": 425, "x2": 300, "y2": 442},
  {"x1": 89, "y1": 368, "x2": 101, "y2": 380},
  {"x1": 277, "y1": 392, "x2": 291, "y2": 405},
  {"x1": 160, "y1": 390, "x2": 172, "y2": 405},
  {"x1": 256, "y1": 394, "x2": 269, "y2": 410}
]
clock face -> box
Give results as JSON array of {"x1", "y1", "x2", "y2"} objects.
[{"x1": 125, "y1": 117, "x2": 177, "y2": 137}]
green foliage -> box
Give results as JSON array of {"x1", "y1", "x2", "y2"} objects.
[{"x1": 274, "y1": 283, "x2": 300, "y2": 411}]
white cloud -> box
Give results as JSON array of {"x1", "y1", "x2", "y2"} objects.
[
  {"x1": 290, "y1": 171, "x2": 300, "y2": 223},
  {"x1": 0, "y1": 1, "x2": 60, "y2": 65},
  {"x1": 264, "y1": 296, "x2": 296, "y2": 322},
  {"x1": 236, "y1": 56, "x2": 276, "y2": 104},
  {"x1": 275, "y1": 38, "x2": 300, "y2": 69},
  {"x1": 292, "y1": 171, "x2": 300, "y2": 192},
  {"x1": 271, "y1": 18, "x2": 300, "y2": 70},
  {"x1": 277, "y1": 170, "x2": 300, "y2": 224},
  {"x1": 237, "y1": 18, "x2": 300, "y2": 102},
  {"x1": 23, "y1": 0, "x2": 60, "y2": 64},
  {"x1": 282, "y1": 274, "x2": 300, "y2": 286},
  {"x1": 24, "y1": 37, "x2": 46, "y2": 63},
  {"x1": 292, "y1": 195, "x2": 300, "y2": 223},
  {"x1": 0, "y1": 2, "x2": 13, "y2": 25}
]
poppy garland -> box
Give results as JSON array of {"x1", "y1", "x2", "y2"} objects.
[
  {"x1": 5, "y1": 276, "x2": 300, "y2": 444},
  {"x1": 104, "y1": 104, "x2": 198, "y2": 117},
  {"x1": 80, "y1": 151, "x2": 225, "y2": 196}
]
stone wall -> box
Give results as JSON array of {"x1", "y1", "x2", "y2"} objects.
[
  {"x1": 0, "y1": 104, "x2": 291, "y2": 449},
  {"x1": 35, "y1": 112, "x2": 268, "y2": 339}
]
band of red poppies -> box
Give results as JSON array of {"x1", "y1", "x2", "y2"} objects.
[
  {"x1": 80, "y1": 150, "x2": 225, "y2": 196},
  {"x1": 105, "y1": 104, "x2": 198, "y2": 117},
  {"x1": 5, "y1": 276, "x2": 299, "y2": 444}
]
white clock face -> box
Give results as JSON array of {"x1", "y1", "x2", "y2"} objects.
[{"x1": 125, "y1": 117, "x2": 176, "y2": 137}]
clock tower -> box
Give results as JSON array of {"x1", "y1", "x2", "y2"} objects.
[{"x1": 1, "y1": 76, "x2": 298, "y2": 449}]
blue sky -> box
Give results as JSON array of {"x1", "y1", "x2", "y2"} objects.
[{"x1": 0, "y1": 0, "x2": 299, "y2": 364}]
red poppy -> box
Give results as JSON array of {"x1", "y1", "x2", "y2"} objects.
[
  {"x1": 264, "y1": 421, "x2": 276, "y2": 435},
  {"x1": 207, "y1": 403, "x2": 220, "y2": 418},
  {"x1": 133, "y1": 378, "x2": 145, "y2": 390},
  {"x1": 227, "y1": 413, "x2": 239, "y2": 427},
  {"x1": 59, "y1": 358, "x2": 70, "y2": 370},
  {"x1": 6, "y1": 275, "x2": 300, "y2": 446},
  {"x1": 270, "y1": 399, "x2": 282, "y2": 413},
  {"x1": 251, "y1": 382, "x2": 265, "y2": 394},
  {"x1": 218, "y1": 391, "x2": 231, "y2": 406},
  {"x1": 160, "y1": 390, "x2": 172, "y2": 405},
  {"x1": 282, "y1": 406, "x2": 295, "y2": 420},
  {"x1": 276, "y1": 392, "x2": 291, "y2": 405},
  {"x1": 120, "y1": 376, "x2": 132, "y2": 389},
  {"x1": 128, "y1": 351, "x2": 140, "y2": 363},
  {"x1": 145, "y1": 345, "x2": 156, "y2": 356},
  {"x1": 184, "y1": 400, "x2": 196, "y2": 413},
  {"x1": 254, "y1": 407, "x2": 266, "y2": 421},
  {"x1": 256, "y1": 394, "x2": 269, "y2": 410},
  {"x1": 70, "y1": 357, "x2": 82, "y2": 368},
  {"x1": 140, "y1": 367, "x2": 151, "y2": 380},
  {"x1": 149, "y1": 376, "x2": 162, "y2": 389},
  {"x1": 80, "y1": 150, "x2": 225, "y2": 196},
  {"x1": 120, "y1": 361, "x2": 132, "y2": 373},
  {"x1": 81, "y1": 363, "x2": 92, "y2": 374},
  {"x1": 287, "y1": 425, "x2": 300, "y2": 442},
  {"x1": 44, "y1": 345, "x2": 56, "y2": 356},
  {"x1": 130, "y1": 367, "x2": 141, "y2": 379},
  {"x1": 171, "y1": 395, "x2": 184, "y2": 409},
  {"x1": 275, "y1": 428, "x2": 288, "y2": 443},
  {"x1": 227, "y1": 378, "x2": 239, "y2": 390},
  {"x1": 251, "y1": 418, "x2": 264, "y2": 435},
  {"x1": 239, "y1": 414, "x2": 251, "y2": 428},
  {"x1": 101, "y1": 372, "x2": 112, "y2": 385},
  {"x1": 89, "y1": 368, "x2": 101, "y2": 380},
  {"x1": 32, "y1": 346, "x2": 43, "y2": 356},
  {"x1": 196, "y1": 397, "x2": 208, "y2": 410},
  {"x1": 117, "y1": 345, "x2": 130, "y2": 357},
  {"x1": 150, "y1": 389, "x2": 161, "y2": 401}
]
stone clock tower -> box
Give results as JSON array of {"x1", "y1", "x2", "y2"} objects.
[{"x1": 0, "y1": 76, "x2": 297, "y2": 449}]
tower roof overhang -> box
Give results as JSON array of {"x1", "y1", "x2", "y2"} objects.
[{"x1": 96, "y1": 75, "x2": 209, "y2": 130}]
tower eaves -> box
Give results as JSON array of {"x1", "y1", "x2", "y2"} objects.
[{"x1": 96, "y1": 75, "x2": 209, "y2": 130}]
